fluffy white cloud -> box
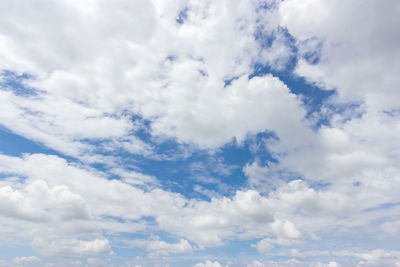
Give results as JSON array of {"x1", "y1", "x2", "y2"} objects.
[
  {"x1": 146, "y1": 239, "x2": 193, "y2": 257},
  {"x1": 1, "y1": 152, "x2": 399, "y2": 259},
  {"x1": 0, "y1": 0, "x2": 308, "y2": 155},
  {"x1": 193, "y1": 261, "x2": 223, "y2": 267},
  {"x1": 280, "y1": 0, "x2": 400, "y2": 110},
  {"x1": 0, "y1": 153, "x2": 279, "y2": 253},
  {"x1": 0, "y1": 176, "x2": 111, "y2": 257},
  {"x1": 259, "y1": 2, "x2": 400, "y2": 211}
]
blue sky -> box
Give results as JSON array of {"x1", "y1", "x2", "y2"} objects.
[{"x1": 1, "y1": 0, "x2": 400, "y2": 266}]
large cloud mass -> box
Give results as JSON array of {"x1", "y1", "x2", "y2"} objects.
[{"x1": 0, "y1": 0, "x2": 399, "y2": 266}]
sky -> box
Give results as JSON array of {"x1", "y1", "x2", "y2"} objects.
[{"x1": 0, "y1": 0, "x2": 400, "y2": 266}]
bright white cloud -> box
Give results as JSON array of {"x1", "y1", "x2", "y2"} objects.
[{"x1": 193, "y1": 261, "x2": 223, "y2": 267}]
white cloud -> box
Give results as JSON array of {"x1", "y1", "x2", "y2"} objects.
[
  {"x1": 193, "y1": 260, "x2": 223, "y2": 267},
  {"x1": 280, "y1": 0, "x2": 400, "y2": 111},
  {"x1": 381, "y1": 220, "x2": 400, "y2": 235},
  {"x1": 254, "y1": 219, "x2": 302, "y2": 253},
  {"x1": 109, "y1": 168, "x2": 159, "y2": 188},
  {"x1": 33, "y1": 238, "x2": 112, "y2": 257},
  {"x1": 146, "y1": 239, "x2": 193, "y2": 257},
  {"x1": 290, "y1": 249, "x2": 330, "y2": 260},
  {"x1": 0, "y1": 153, "x2": 303, "y2": 252},
  {"x1": 0, "y1": 0, "x2": 308, "y2": 154},
  {"x1": 149, "y1": 74, "x2": 306, "y2": 148},
  {"x1": 243, "y1": 161, "x2": 295, "y2": 192},
  {"x1": 86, "y1": 258, "x2": 110, "y2": 267},
  {"x1": 13, "y1": 256, "x2": 40, "y2": 265},
  {"x1": 247, "y1": 259, "x2": 340, "y2": 267},
  {"x1": 121, "y1": 238, "x2": 193, "y2": 258},
  {"x1": 1, "y1": 152, "x2": 398, "y2": 258},
  {"x1": 334, "y1": 249, "x2": 400, "y2": 267},
  {"x1": 0, "y1": 179, "x2": 111, "y2": 257},
  {"x1": 155, "y1": 189, "x2": 277, "y2": 247}
]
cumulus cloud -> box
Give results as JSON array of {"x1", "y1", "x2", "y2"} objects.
[
  {"x1": 193, "y1": 261, "x2": 223, "y2": 267},
  {"x1": 146, "y1": 239, "x2": 193, "y2": 257},
  {"x1": 0, "y1": 0, "x2": 309, "y2": 155},
  {"x1": 0, "y1": 153, "x2": 284, "y2": 253},
  {"x1": 0, "y1": 151, "x2": 398, "y2": 259},
  {"x1": 280, "y1": 0, "x2": 400, "y2": 105}
]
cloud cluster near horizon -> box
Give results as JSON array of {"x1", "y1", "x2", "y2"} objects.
[{"x1": 0, "y1": 0, "x2": 400, "y2": 266}]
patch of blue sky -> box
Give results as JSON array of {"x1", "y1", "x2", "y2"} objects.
[
  {"x1": 302, "y1": 48, "x2": 322, "y2": 65},
  {"x1": 126, "y1": 132, "x2": 281, "y2": 198},
  {"x1": 318, "y1": 101, "x2": 364, "y2": 128},
  {"x1": 202, "y1": 239, "x2": 260, "y2": 259},
  {"x1": 0, "y1": 68, "x2": 327, "y2": 202},
  {"x1": 224, "y1": 76, "x2": 239, "y2": 87},
  {"x1": 0, "y1": 126, "x2": 60, "y2": 158},
  {"x1": 101, "y1": 215, "x2": 157, "y2": 226},
  {"x1": 73, "y1": 119, "x2": 284, "y2": 200},
  {"x1": 0, "y1": 243, "x2": 38, "y2": 262},
  {"x1": 248, "y1": 250, "x2": 292, "y2": 263},
  {"x1": 307, "y1": 180, "x2": 332, "y2": 191},
  {"x1": 254, "y1": 27, "x2": 283, "y2": 50},
  {"x1": 110, "y1": 243, "x2": 145, "y2": 255},
  {"x1": 253, "y1": 63, "x2": 334, "y2": 127},
  {"x1": 0, "y1": 70, "x2": 38, "y2": 97},
  {"x1": 109, "y1": 247, "x2": 147, "y2": 263},
  {"x1": 166, "y1": 55, "x2": 177, "y2": 62},
  {"x1": 253, "y1": 28, "x2": 367, "y2": 132},
  {"x1": 176, "y1": 7, "x2": 189, "y2": 24},
  {"x1": 311, "y1": 225, "x2": 400, "y2": 252},
  {"x1": 362, "y1": 202, "x2": 400, "y2": 213},
  {"x1": 382, "y1": 107, "x2": 400, "y2": 117},
  {"x1": 135, "y1": 151, "x2": 222, "y2": 197},
  {"x1": 255, "y1": 0, "x2": 279, "y2": 12},
  {"x1": 297, "y1": 37, "x2": 324, "y2": 65},
  {"x1": 252, "y1": 27, "x2": 335, "y2": 127}
]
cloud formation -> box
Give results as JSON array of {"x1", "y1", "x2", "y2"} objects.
[{"x1": 0, "y1": 0, "x2": 399, "y2": 266}]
